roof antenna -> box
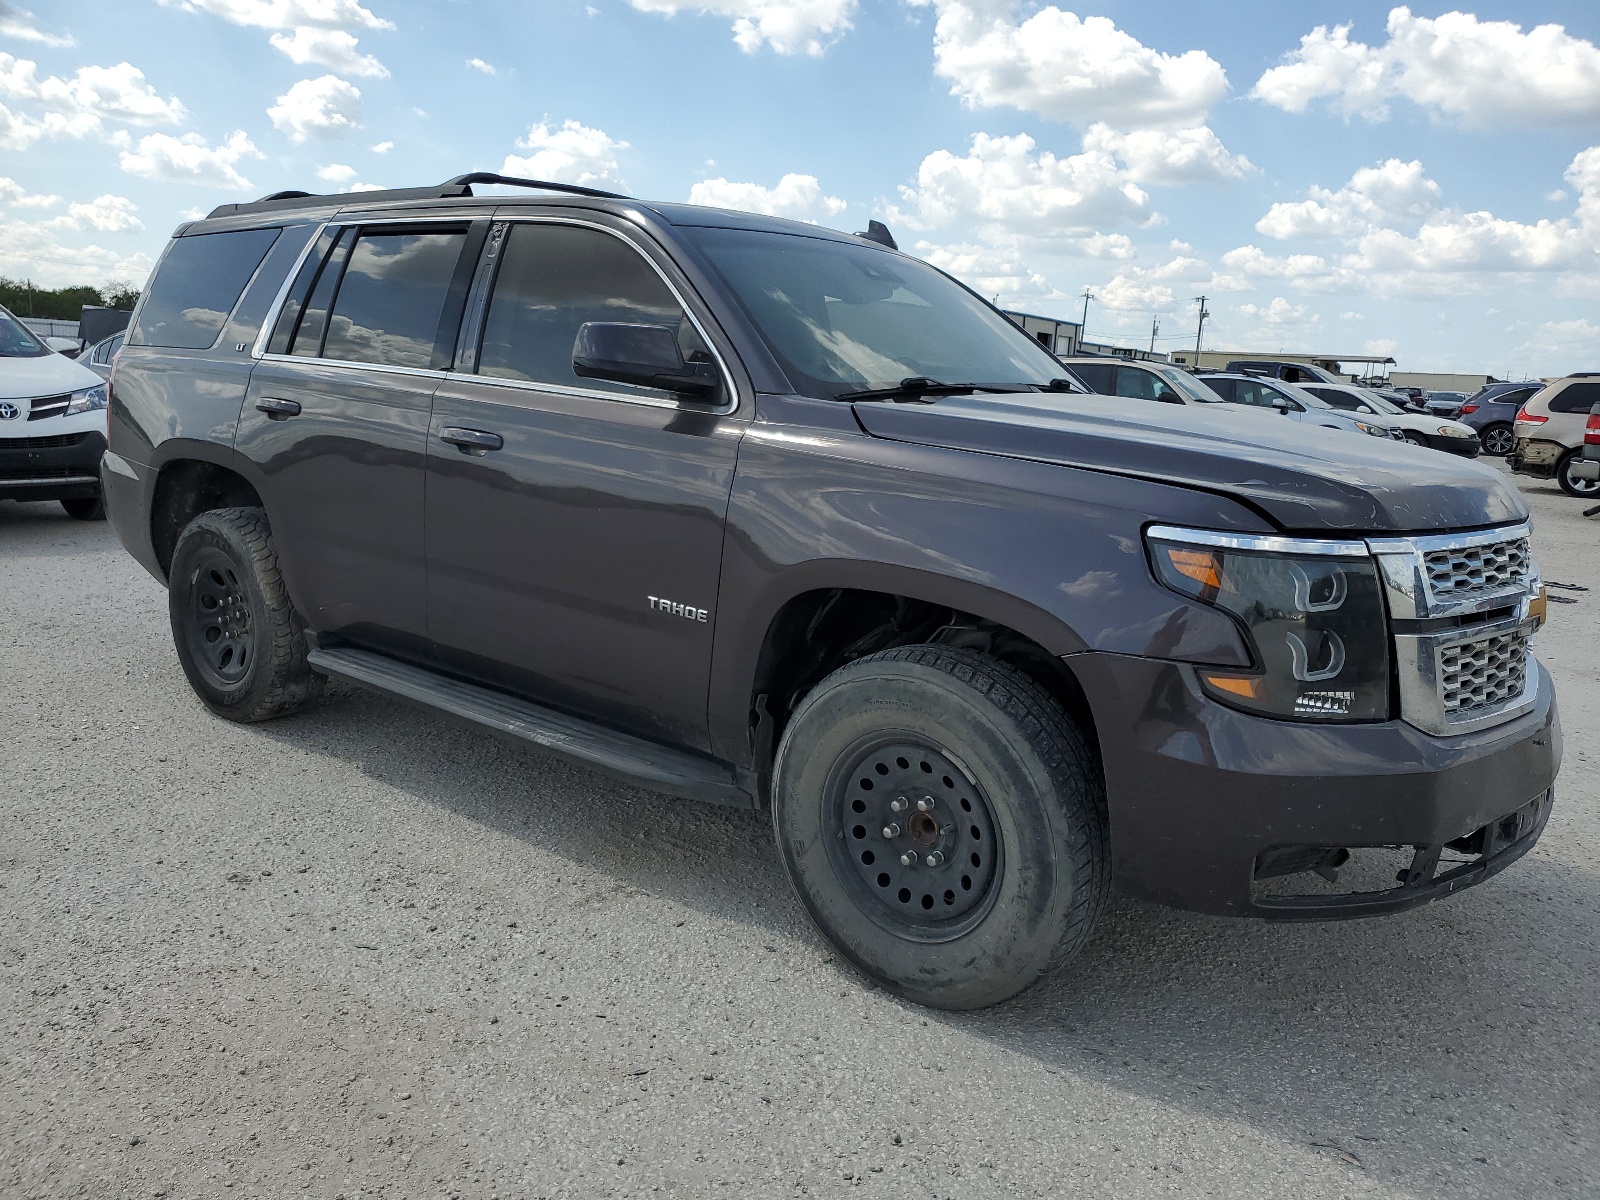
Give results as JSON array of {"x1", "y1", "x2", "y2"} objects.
[{"x1": 855, "y1": 220, "x2": 898, "y2": 251}]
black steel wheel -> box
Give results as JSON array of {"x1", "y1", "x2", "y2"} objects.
[
  {"x1": 773, "y1": 645, "x2": 1109, "y2": 1010},
  {"x1": 1480, "y1": 423, "x2": 1515, "y2": 456},
  {"x1": 828, "y1": 740, "x2": 1001, "y2": 939},
  {"x1": 167, "y1": 507, "x2": 322, "y2": 722}
]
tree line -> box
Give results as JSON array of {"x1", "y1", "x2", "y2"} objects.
[{"x1": 1, "y1": 279, "x2": 141, "y2": 321}]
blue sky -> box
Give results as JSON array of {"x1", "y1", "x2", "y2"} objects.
[{"x1": 3, "y1": 1, "x2": 1599, "y2": 376}]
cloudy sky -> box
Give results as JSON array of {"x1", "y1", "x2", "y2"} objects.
[{"x1": 3, "y1": 1, "x2": 1599, "y2": 375}]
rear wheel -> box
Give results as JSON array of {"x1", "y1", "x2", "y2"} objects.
[
  {"x1": 1479, "y1": 423, "x2": 1515, "y2": 456},
  {"x1": 1557, "y1": 449, "x2": 1600, "y2": 498},
  {"x1": 772, "y1": 645, "x2": 1108, "y2": 1010},
  {"x1": 61, "y1": 495, "x2": 105, "y2": 521},
  {"x1": 167, "y1": 507, "x2": 322, "y2": 722}
]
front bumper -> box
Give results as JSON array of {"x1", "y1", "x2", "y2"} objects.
[
  {"x1": 1423, "y1": 432, "x2": 1481, "y2": 458},
  {"x1": 1068, "y1": 652, "x2": 1561, "y2": 919},
  {"x1": 0, "y1": 430, "x2": 106, "y2": 502}
]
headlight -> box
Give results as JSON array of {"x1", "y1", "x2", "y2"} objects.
[
  {"x1": 1437, "y1": 425, "x2": 1472, "y2": 437},
  {"x1": 65, "y1": 384, "x2": 108, "y2": 415},
  {"x1": 1146, "y1": 528, "x2": 1390, "y2": 721},
  {"x1": 1353, "y1": 420, "x2": 1391, "y2": 437}
]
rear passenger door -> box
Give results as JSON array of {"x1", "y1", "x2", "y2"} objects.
[
  {"x1": 239, "y1": 218, "x2": 484, "y2": 651},
  {"x1": 423, "y1": 217, "x2": 746, "y2": 752}
]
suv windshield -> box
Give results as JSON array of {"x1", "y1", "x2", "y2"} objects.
[
  {"x1": 0, "y1": 307, "x2": 49, "y2": 358},
  {"x1": 686, "y1": 227, "x2": 1066, "y2": 398}
]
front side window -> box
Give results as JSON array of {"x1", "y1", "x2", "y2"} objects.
[
  {"x1": 686, "y1": 226, "x2": 1066, "y2": 399},
  {"x1": 1114, "y1": 367, "x2": 1181, "y2": 403},
  {"x1": 1232, "y1": 379, "x2": 1284, "y2": 409},
  {"x1": 322, "y1": 229, "x2": 468, "y2": 369},
  {"x1": 0, "y1": 307, "x2": 49, "y2": 358},
  {"x1": 132, "y1": 228, "x2": 281, "y2": 348},
  {"x1": 478, "y1": 222, "x2": 710, "y2": 395}
]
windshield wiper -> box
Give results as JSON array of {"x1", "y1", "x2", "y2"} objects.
[{"x1": 836, "y1": 377, "x2": 1011, "y2": 403}]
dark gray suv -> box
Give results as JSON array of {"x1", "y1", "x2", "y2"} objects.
[{"x1": 102, "y1": 174, "x2": 1561, "y2": 1009}]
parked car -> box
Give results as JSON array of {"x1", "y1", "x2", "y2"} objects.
[
  {"x1": 81, "y1": 330, "x2": 125, "y2": 382},
  {"x1": 1508, "y1": 373, "x2": 1600, "y2": 496},
  {"x1": 1296, "y1": 383, "x2": 1482, "y2": 457},
  {"x1": 1456, "y1": 381, "x2": 1542, "y2": 456},
  {"x1": 1198, "y1": 372, "x2": 1402, "y2": 440},
  {"x1": 0, "y1": 304, "x2": 110, "y2": 519},
  {"x1": 1057, "y1": 357, "x2": 1232, "y2": 406},
  {"x1": 1224, "y1": 358, "x2": 1347, "y2": 386},
  {"x1": 103, "y1": 174, "x2": 1560, "y2": 1010},
  {"x1": 1422, "y1": 391, "x2": 1471, "y2": 420}
]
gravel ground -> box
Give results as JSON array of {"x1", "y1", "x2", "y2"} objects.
[{"x1": 1, "y1": 465, "x2": 1596, "y2": 1200}]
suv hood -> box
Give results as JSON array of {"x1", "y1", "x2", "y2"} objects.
[
  {"x1": 0, "y1": 350, "x2": 102, "y2": 401},
  {"x1": 853, "y1": 392, "x2": 1526, "y2": 534}
]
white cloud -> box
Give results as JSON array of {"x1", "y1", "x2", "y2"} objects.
[
  {"x1": 1253, "y1": 7, "x2": 1600, "y2": 128},
  {"x1": 1096, "y1": 252, "x2": 1212, "y2": 311},
  {"x1": 0, "y1": 101, "x2": 43, "y2": 150},
  {"x1": 119, "y1": 130, "x2": 263, "y2": 190},
  {"x1": 0, "y1": 54, "x2": 187, "y2": 134},
  {"x1": 891, "y1": 132, "x2": 1150, "y2": 238},
  {"x1": 1256, "y1": 158, "x2": 1442, "y2": 240},
  {"x1": 1239, "y1": 296, "x2": 1313, "y2": 325},
  {"x1": 1082, "y1": 122, "x2": 1252, "y2": 186},
  {"x1": 0, "y1": 176, "x2": 58, "y2": 208},
  {"x1": 913, "y1": 1, "x2": 1227, "y2": 130},
  {"x1": 1364, "y1": 337, "x2": 1399, "y2": 357},
  {"x1": 0, "y1": 3, "x2": 74, "y2": 46},
  {"x1": 268, "y1": 75, "x2": 361, "y2": 142},
  {"x1": 269, "y1": 27, "x2": 388, "y2": 77},
  {"x1": 687, "y1": 173, "x2": 846, "y2": 222},
  {"x1": 57, "y1": 194, "x2": 142, "y2": 233},
  {"x1": 501, "y1": 119, "x2": 627, "y2": 188},
  {"x1": 160, "y1": 0, "x2": 394, "y2": 32},
  {"x1": 1213, "y1": 245, "x2": 1358, "y2": 292},
  {"x1": 466, "y1": 57, "x2": 496, "y2": 75},
  {"x1": 315, "y1": 162, "x2": 357, "y2": 183},
  {"x1": 915, "y1": 240, "x2": 1062, "y2": 305},
  {"x1": 0, "y1": 211, "x2": 155, "y2": 287},
  {"x1": 626, "y1": 0, "x2": 855, "y2": 56},
  {"x1": 369, "y1": 139, "x2": 392, "y2": 153}
]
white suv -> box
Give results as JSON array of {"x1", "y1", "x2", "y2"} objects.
[{"x1": 1509, "y1": 374, "x2": 1600, "y2": 497}]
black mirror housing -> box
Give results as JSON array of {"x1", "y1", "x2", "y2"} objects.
[{"x1": 572, "y1": 322, "x2": 719, "y2": 396}]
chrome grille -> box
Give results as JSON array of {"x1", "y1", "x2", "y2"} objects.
[
  {"x1": 1422, "y1": 536, "x2": 1531, "y2": 603},
  {"x1": 26, "y1": 393, "x2": 71, "y2": 420},
  {"x1": 1440, "y1": 628, "x2": 1529, "y2": 719}
]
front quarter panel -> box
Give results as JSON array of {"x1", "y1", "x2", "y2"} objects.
[{"x1": 707, "y1": 393, "x2": 1269, "y2": 762}]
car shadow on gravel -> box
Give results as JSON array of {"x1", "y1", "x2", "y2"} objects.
[{"x1": 250, "y1": 681, "x2": 1597, "y2": 1200}]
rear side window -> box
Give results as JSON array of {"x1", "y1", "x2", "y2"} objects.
[
  {"x1": 1200, "y1": 377, "x2": 1234, "y2": 402},
  {"x1": 1309, "y1": 388, "x2": 1359, "y2": 410},
  {"x1": 132, "y1": 228, "x2": 280, "y2": 348},
  {"x1": 477, "y1": 223, "x2": 708, "y2": 394},
  {"x1": 322, "y1": 230, "x2": 469, "y2": 369},
  {"x1": 1548, "y1": 381, "x2": 1600, "y2": 414},
  {"x1": 1070, "y1": 362, "x2": 1113, "y2": 393}
]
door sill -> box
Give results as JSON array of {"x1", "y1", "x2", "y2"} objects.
[{"x1": 306, "y1": 643, "x2": 754, "y2": 809}]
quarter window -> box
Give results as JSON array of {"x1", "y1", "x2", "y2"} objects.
[
  {"x1": 478, "y1": 223, "x2": 710, "y2": 395},
  {"x1": 321, "y1": 230, "x2": 469, "y2": 369},
  {"x1": 131, "y1": 228, "x2": 281, "y2": 349}
]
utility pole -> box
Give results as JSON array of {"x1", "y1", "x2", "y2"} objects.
[
  {"x1": 1192, "y1": 295, "x2": 1210, "y2": 362},
  {"x1": 1080, "y1": 288, "x2": 1094, "y2": 342},
  {"x1": 1149, "y1": 315, "x2": 1160, "y2": 354}
]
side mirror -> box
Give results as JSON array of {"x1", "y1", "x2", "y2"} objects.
[
  {"x1": 1357, "y1": 405, "x2": 1373, "y2": 413},
  {"x1": 572, "y1": 322, "x2": 718, "y2": 397},
  {"x1": 1271, "y1": 399, "x2": 1292, "y2": 413}
]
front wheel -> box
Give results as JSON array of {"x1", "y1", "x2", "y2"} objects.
[
  {"x1": 1557, "y1": 449, "x2": 1600, "y2": 498},
  {"x1": 167, "y1": 507, "x2": 323, "y2": 722},
  {"x1": 772, "y1": 646, "x2": 1108, "y2": 1010},
  {"x1": 1403, "y1": 431, "x2": 1428, "y2": 447},
  {"x1": 1479, "y1": 423, "x2": 1515, "y2": 456}
]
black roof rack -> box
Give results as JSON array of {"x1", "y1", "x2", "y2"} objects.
[{"x1": 205, "y1": 173, "x2": 630, "y2": 221}]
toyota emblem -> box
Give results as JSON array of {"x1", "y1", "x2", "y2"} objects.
[{"x1": 0, "y1": 401, "x2": 19, "y2": 420}]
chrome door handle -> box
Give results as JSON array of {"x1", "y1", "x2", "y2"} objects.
[
  {"x1": 255, "y1": 397, "x2": 301, "y2": 419},
  {"x1": 440, "y1": 427, "x2": 504, "y2": 455}
]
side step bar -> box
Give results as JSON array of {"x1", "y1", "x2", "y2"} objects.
[{"x1": 306, "y1": 644, "x2": 755, "y2": 809}]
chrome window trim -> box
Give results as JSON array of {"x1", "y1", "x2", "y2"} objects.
[
  {"x1": 471, "y1": 214, "x2": 739, "y2": 416},
  {"x1": 256, "y1": 352, "x2": 448, "y2": 382},
  {"x1": 442, "y1": 370, "x2": 684, "y2": 411},
  {"x1": 252, "y1": 219, "x2": 331, "y2": 358},
  {"x1": 1144, "y1": 524, "x2": 1371, "y2": 558}
]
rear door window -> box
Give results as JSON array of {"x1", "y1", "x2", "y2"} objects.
[
  {"x1": 1548, "y1": 381, "x2": 1600, "y2": 414},
  {"x1": 131, "y1": 228, "x2": 281, "y2": 348},
  {"x1": 322, "y1": 229, "x2": 470, "y2": 369},
  {"x1": 477, "y1": 222, "x2": 709, "y2": 395},
  {"x1": 1201, "y1": 377, "x2": 1235, "y2": 402}
]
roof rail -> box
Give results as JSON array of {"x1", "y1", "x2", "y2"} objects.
[{"x1": 205, "y1": 173, "x2": 629, "y2": 221}]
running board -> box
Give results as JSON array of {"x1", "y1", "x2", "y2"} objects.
[{"x1": 306, "y1": 644, "x2": 754, "y2": 809}]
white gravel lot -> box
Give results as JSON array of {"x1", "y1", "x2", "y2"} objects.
[{"x1": 1, "y1": 464, "x2": 1595, "y2": 1200}]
